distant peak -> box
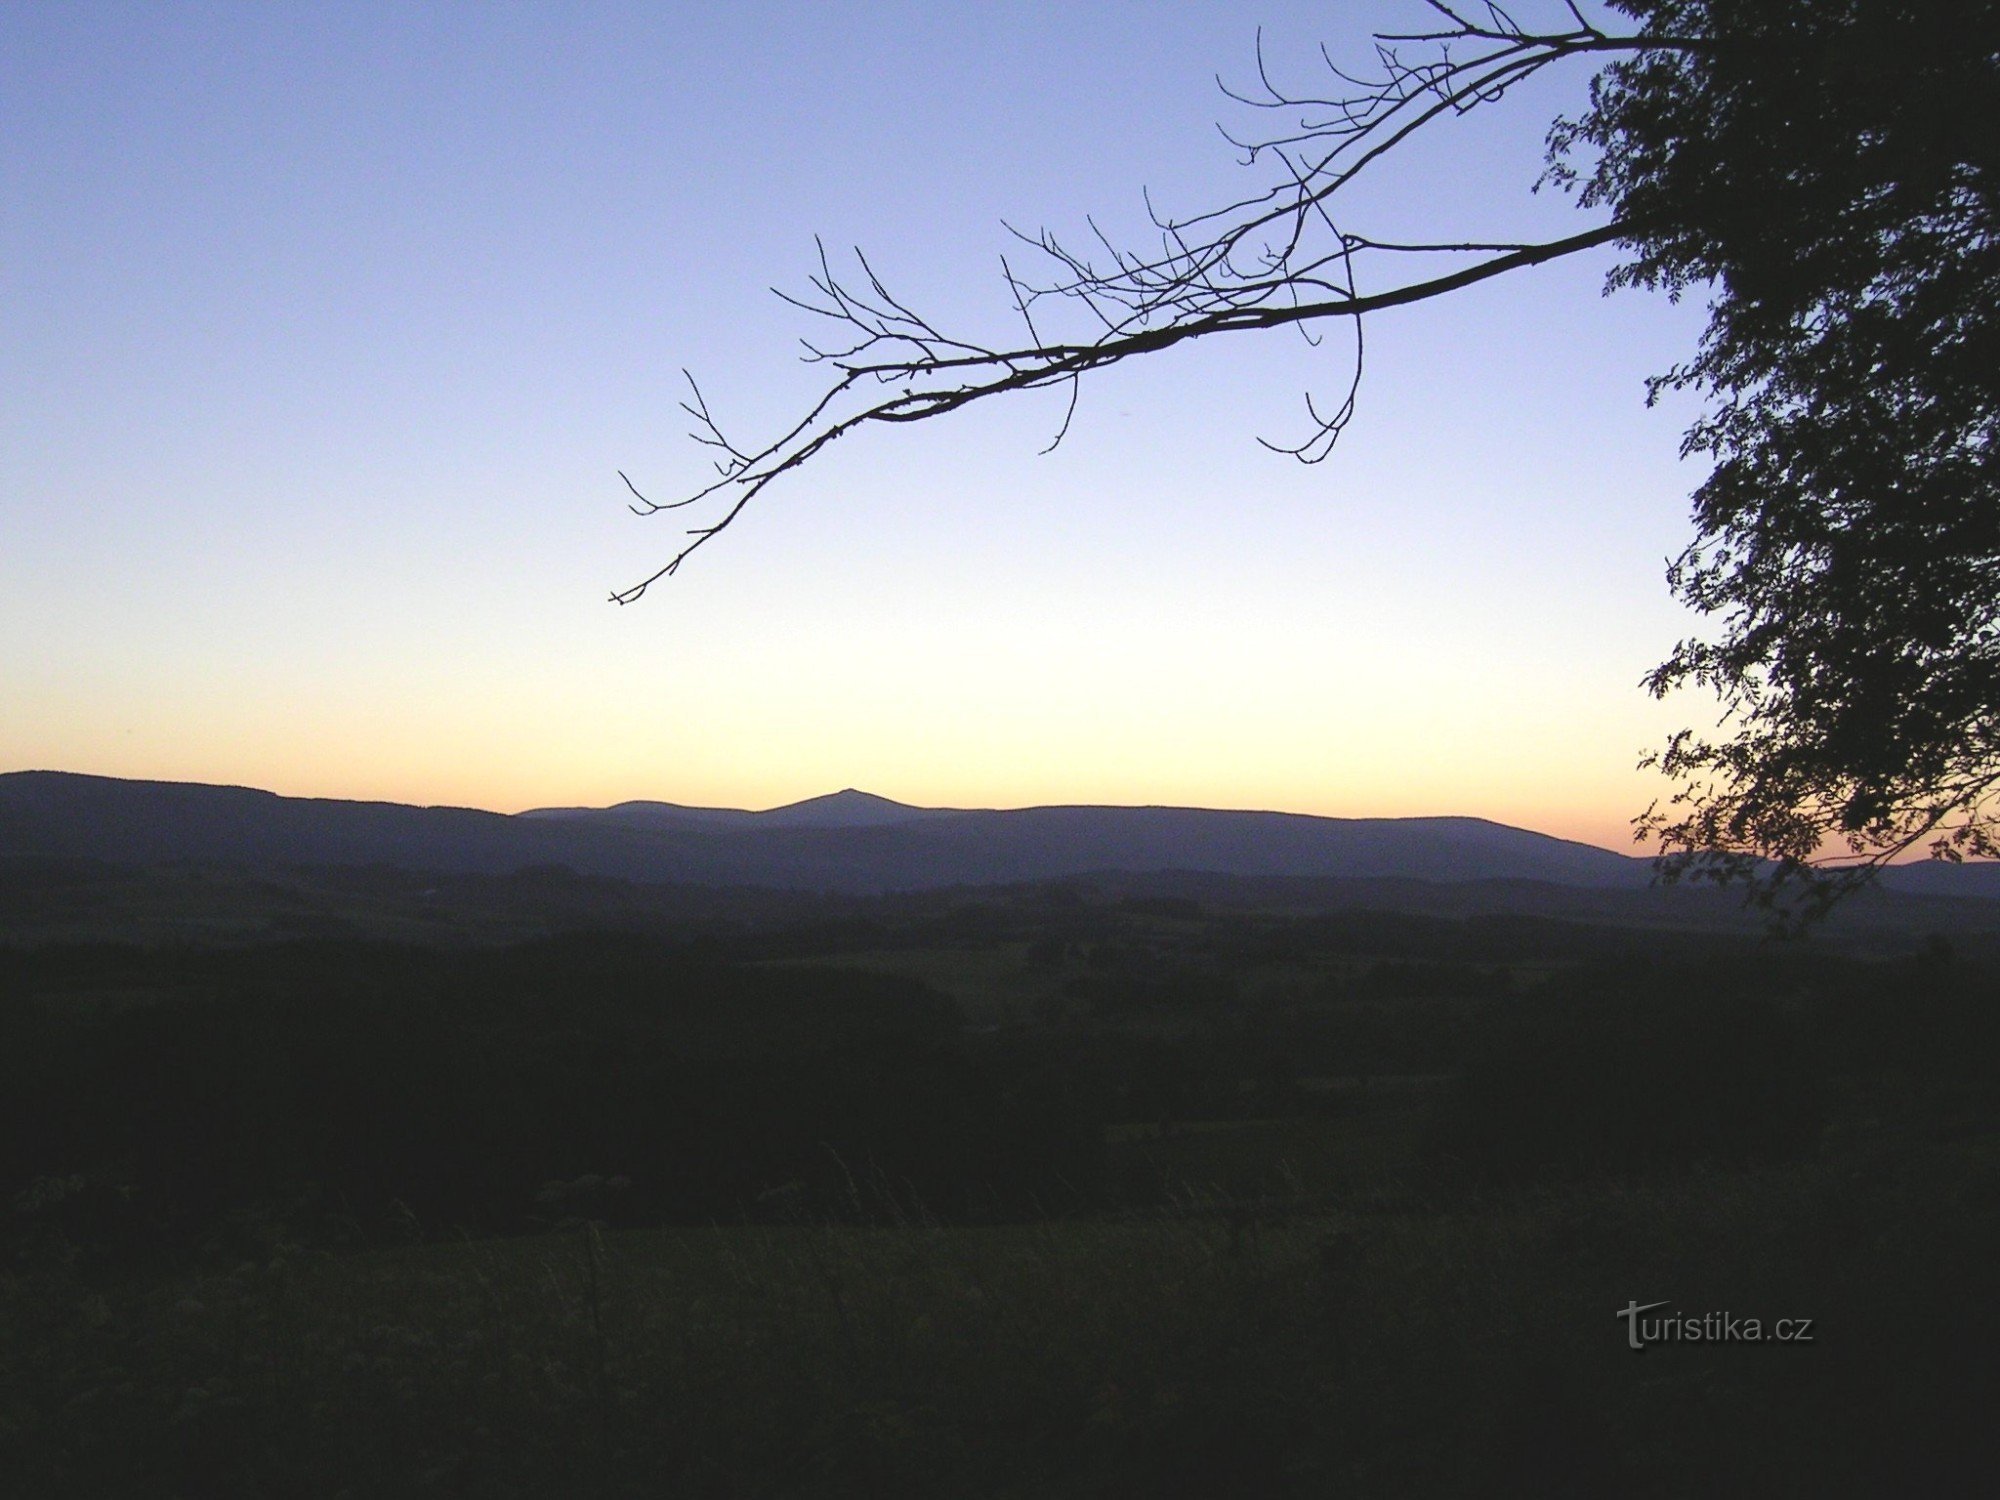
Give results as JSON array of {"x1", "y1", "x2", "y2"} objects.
[{"x1": 757, "y1": 788, "x2": 932, "y2": 828}]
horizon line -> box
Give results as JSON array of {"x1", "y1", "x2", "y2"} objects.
[{"x1": 4, "y1": 765, "x2": 1643, "y2": 857}]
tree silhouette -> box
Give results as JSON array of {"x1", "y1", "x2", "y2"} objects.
[
  {"x1": 1562, "y1": 0, "x2": 1999, "y2": 910},
  {"x1": 617, "y1": 1, "x2": 1999, "y2": 907}
]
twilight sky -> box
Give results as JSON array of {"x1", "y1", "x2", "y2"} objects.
[{"x1": 2, "y1": 1, "x2": 1717, "y2": 851}]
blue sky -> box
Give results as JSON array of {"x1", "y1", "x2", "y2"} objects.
[{"x1": 2, "y1": 2, "x2": 1714, "y2": 849}]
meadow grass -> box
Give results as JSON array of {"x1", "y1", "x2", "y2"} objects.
[{"x1": 8, "y1": 1126, "x2": 1995, "y2": 1498}]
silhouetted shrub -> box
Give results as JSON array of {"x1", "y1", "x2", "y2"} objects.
[
  {"x1": 0, "y1": 937, "x2": 1110, "y2": 1261},
  {"x1": 1428, "y1": 976, "x2": 1824, "y2": 1180}
]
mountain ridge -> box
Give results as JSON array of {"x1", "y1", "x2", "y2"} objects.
[{"x1": 3, "y1": 769, "x2": 1994, "y2": 900}]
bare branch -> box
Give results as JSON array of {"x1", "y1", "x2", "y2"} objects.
[
  {"x1": 615, "y1": 4, "x2": 1683, "y2": 600},
  {"x1": 612, "y1": 219, "x2": 1628, "y2": 603}
]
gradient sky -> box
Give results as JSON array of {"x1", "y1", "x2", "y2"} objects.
[{"x1": 2, "y1": 1, "x2": 1719, "y2": 851}]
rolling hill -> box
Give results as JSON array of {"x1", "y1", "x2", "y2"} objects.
[
  {"x1": 3, "y1": 770, "x2": 1646, "y2": 891},
  {"x1": 2, "y1": 770, "x2": 1993, "y2": 904}
]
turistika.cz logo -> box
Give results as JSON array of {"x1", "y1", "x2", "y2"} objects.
[{"x1": 1617, "y1": 1300, "x2": 1815, "y2": 1351}]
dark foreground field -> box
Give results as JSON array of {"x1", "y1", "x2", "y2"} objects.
[{"x1": 4, "y1": 889, "x2": 1997, "y2": 1495}]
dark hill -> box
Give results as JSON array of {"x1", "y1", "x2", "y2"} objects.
[
  {"x1": 2, "y1": 769, "x2": 1993, "y2": 901},
  {"x1": 3, "y1": 770, "x2": 1649, "y2": 891}
]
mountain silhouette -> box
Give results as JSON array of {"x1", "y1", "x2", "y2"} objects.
[
  {"x1": 2, "y1": 770, "x2": 1992, "y2": 900},
  {"x1": 516, "y1": 788, "x2": 948, "y2": 833},
  {"x1": 755, "y1": 789, "x2": 946, "y2": 828}
]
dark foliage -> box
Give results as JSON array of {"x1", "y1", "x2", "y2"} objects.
[
  {"x1": 0, "y1": 939, "x2": 1105, "y2": 1266},
  {"x1": 5, "y1": 902, "x2": 1999, "y2": 1494},
  {"x1": 1429, "y1": 966, "x2": 1828, "y2": 1178},
  {"x1": 1549, "y1": 1, "x2": 2000, "y2": 893},
  {"x1": 8, "y1": 902, "x2": 1996, "y2": 1271}
]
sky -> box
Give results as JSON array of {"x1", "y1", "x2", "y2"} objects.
[{"x1": 2, "y1": 1, "x2": 1718, "y2": 851}]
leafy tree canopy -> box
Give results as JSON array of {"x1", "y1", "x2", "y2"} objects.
[{"x1": 1557, "y1": 0, "x2": 2000, "y2": 906}]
